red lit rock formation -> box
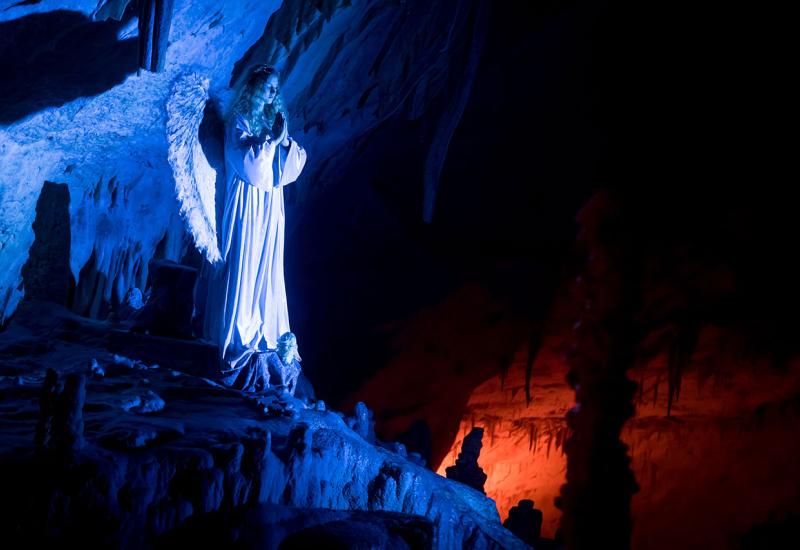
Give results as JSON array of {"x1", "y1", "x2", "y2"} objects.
[
  {"x1": 437, "y1": 329, "x2": 800, "y2": 547},
  {"x1": 436, "y1": 189, "x2": 800, "y2": 548},
  {"x1": 436, "y1": 348, "x2": 572, "y2": 539},
  {"x1": 358, "y1": 190, "x2": 800, "y2": 549}
]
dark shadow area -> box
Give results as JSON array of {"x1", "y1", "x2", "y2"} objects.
[
  {"x1": 285, "y1": 116, "x2": 448, "y2": 404},
  {"x1": 153, "y1": 504, "x2": 433, "y2": 550},
  {"x1": 189, "y1": 100, "x2": 227, "y2": 335},
  {"x1": 72, "y1": 249, "x2": 110, "y2": 319},
  {"x1": 0, "y1": 9, "x2": 137, "y2": 124},
  {"x1": 286, "y1": 0, "x2": 601, "y2": 406},
  {"x1": 198, "y1": 100, "x2": 227, "y2": 228},
  {"x1": 228, "y1": 0, "x2": 350, "y2": 89},
  {"x1": 20, "y1": 181, "x2": 74, "y2": 306},
  {"x1": 741, "y1": 514, "x2": 800, "y2": 549}
]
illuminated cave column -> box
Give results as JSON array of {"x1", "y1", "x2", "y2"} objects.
[
  {"x1": 557, "y1": 190, "x2": 639, "y2": 549},
  {"x1": 137, "y1": 0, "x2": 175, "y2": 73}
]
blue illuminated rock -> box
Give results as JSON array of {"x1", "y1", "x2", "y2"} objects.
[
  {"x1": 0, "y1": 0, "x2": 484, "y2": 324},
  {"x1": 0, "y1": 302, "x2": 528, "y2": 548}
]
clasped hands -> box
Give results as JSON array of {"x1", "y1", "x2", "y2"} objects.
[{"x1": 252, "y1": 116, "x2": 290, "y2": 157}]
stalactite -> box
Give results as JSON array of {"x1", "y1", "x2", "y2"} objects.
[
  {"x1": 499, "y1": 352, "x2": 512, "y2": 391},
  {"x1": 422, "y1": 0, "x2": 489, "y2": 222},
  {"x1": 555, "y1": 425, "x2": 566, "y2": 454},
  {"x1": 652, "y1": 372, "x2": 661, "y2": 407},
  {"x1": 528, "y1": 423, "x2": 537, "y2": 451},
  {"x1": 525, "y1": 331, "x2": 542, "y2": 406},
  {"x1": 666, "y1": 323, "x2": 699, "y2": 416},
  {"x1": 72, "y1": 237, "x2": 168, "y2": 319},
  {"x1": 94, "y1": 0, "x2": 135, "y2": 22},
  {"x1": 638, "y1": 375, "x2": 644, "y2": 406},
  {"x1": 137, "y1": 0, "x2": 175, "y2": 73}
]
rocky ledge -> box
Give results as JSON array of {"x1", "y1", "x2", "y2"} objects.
[{"x1": 0, "y1": 301, "x2": 527, "y2": 549}]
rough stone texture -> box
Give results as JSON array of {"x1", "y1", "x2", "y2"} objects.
[
  {"x1": 265, "y1": 352, "x2": 302, "y2": 395},
  {"x1": 346, "y1": 401, "x2": 377, "y2": 444},
  {"x1": 108, "y1": 328, "x2": 219, "y2": 377},
  {"x1": 351, "y1": 186, "x2": 800, "y2": 547},
  {"x1": 35, "y1": 368, "x2": 86, "y2": 454},
  {"x1": 159, "y1": 505, "x2": 436, "y2": 549},
  {"x1": 20, "y1": 181, "x2": 73, "y2": 305},
  {"x1": 462, "y1": 199, "x2": 799, "y2": 550},
  {"x1": 0, "y1": 301, "x2": 527, "y2": 549}
]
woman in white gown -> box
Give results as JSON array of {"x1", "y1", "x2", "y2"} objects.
[{"x1": 207, "y1": 65, "x2": 307, "y2": 389}]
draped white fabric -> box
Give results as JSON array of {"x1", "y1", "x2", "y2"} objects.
[{"x1": 206, "y1": 114, "x2": 306, "y2": 373}]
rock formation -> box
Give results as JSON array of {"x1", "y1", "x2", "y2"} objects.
[
  {"x1": 35, "y1": 368, "x2": 86, "y2": 454},
  {"x1": 1, "y1": 302, "x2": 526, "y2": 548},
  {"x1": 445, "y1": 427, "x2": 488, "y2": 494},
  {"x1": 503, "y1": 499, "x2": 543, "y2": 546}
]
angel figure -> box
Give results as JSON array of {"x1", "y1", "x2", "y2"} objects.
[{"x1": 166, "y1": 66, "x2": 307, "y2": 390}]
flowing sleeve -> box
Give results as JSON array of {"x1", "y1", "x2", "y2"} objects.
[
  {"x1": 225, "y1": 114, "x2": 277, "y2": 191},
  {"x1": 277, "y1": 138, "x2": 307, "y2": 187}
]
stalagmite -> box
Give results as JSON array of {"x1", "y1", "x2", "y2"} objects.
[
  {"x1": 557, "y1": 190, "x2": 639, "y2": 549},
  {"x1": 445, "y1": 427, "x2": 488, "y2": 494}
]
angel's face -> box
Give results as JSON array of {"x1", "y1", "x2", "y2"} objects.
[{"x1": 254, "y1": 75, "x2": 279, "y2": 106}]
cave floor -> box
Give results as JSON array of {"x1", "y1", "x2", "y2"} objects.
[
  {"x1": 0, "y1": 300, "x2": 528, "y2": 549},
  {"x1": 0, "y1": 301, "x2": 289, "y2": 456}
]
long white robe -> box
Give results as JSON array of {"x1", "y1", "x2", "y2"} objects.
[{"x1": 207, "y1": 113, "x2": 306, "y2": 375}]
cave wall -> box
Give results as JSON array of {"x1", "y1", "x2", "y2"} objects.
[
  {"x1": 1, "y1": 0, "x2": 279, "y2": 321},
  {"x1": 5, "y1": 1, "x2": 794, "y2": 547},
  {"x1": 296, "y1": 0, "x2": 603, "y2": 403},
  {"x1": 438, "y1": 332, "x2": 800, "y2": 548},
  {"x1": 0, "y1": 0, "x2": 486, "y2": 324}
]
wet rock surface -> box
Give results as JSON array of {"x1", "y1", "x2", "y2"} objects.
[{"x1": 0, "y1": 302, "x2": 527, "y2": 548}]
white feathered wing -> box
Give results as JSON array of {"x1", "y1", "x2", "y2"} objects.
[{"x1": 166, "y1": 72, "x2": 221, "y2": 263}]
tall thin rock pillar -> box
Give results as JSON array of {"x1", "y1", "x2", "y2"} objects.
[
  {"x1": 557, "y1": 190, "x2": 640, "y2": 549},
  {"x1": 138, "y1": 0, "x2": 175, "y2": 73}
]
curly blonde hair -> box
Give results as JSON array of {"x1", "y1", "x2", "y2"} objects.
[{"x1": 232, "y1": 65, "x2": 286, "y2": 137}]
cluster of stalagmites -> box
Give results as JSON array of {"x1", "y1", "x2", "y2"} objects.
[
  {"x1": 442, "y1": 427, "x2": 548, "y2": 545},
  {"x1": 9, "y1": 346, "x2": 523, "y2": 548}
]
